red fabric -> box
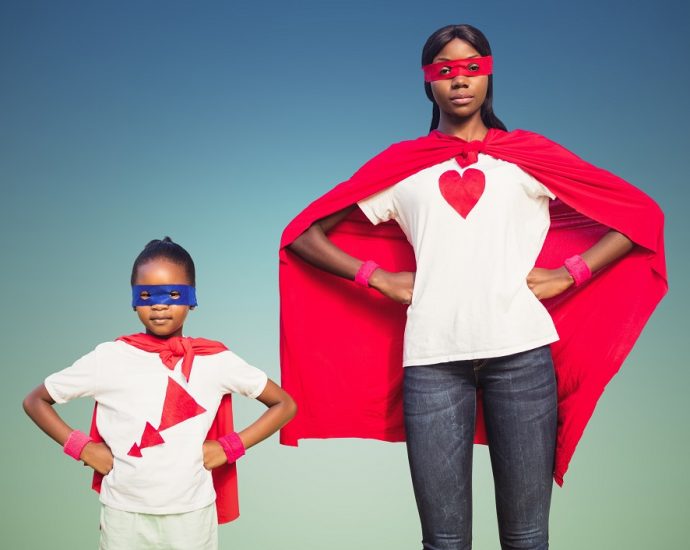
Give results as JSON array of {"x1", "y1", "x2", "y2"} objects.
[
  {"x1": 158, "y1": 377, "x2": 207, "y2": 431},
  {"x1": 278, "y1": 128, "x2": 667, "y2": 486},
  {"x1": 89, "y1": 333, "x2": 240, "y2": 523}
]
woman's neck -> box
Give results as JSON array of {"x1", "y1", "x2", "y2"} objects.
[{"x1": 436, "y1": 113, "x2": 489, "y2": 142}]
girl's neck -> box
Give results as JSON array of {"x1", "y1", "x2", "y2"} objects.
[{"x1": 436, "y1": 113, "x2": 489, "y2": 142}]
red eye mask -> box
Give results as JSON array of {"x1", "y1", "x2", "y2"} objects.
[{"x1": 422, "y1": 56, "x2": 493, "y2": 82}]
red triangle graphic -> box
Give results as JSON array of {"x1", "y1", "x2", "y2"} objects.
[
  {"x1": 127, "y1": 443, "x2": 142, "y2": 457},
  {"x1": 158, "y1": 377, "x2": 207, "y2": 431},
  {"x1": 139, "y1": 421, "x2": 165, "y2": 449}
]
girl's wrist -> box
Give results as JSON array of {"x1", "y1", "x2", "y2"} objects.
[
  {"x1": 217, "y1": 432, "x2": 245, "y2": 464},
  {"x1": 63, "y1": 429, "x2": 93, "y2": 461}
]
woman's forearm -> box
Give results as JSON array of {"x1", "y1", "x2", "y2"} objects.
[
  {"x1": 287, "y1": 205, "x2": 364, "y2": 280},
  {"x1": 580, "y1": 230, "x2": 635, "y2": 273}
]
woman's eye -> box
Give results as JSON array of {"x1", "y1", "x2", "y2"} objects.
[
  {"x1": 439, "y1": 66, "x2": 452, "y2": 75},
  {"x1": 467, "y1": 62, "x2": 480, "y2": 72},
  {"x1": 169, "y1": 291, "x2": 181, "y2": 300},
  {"x1": 139, "y1": 291, "x2": 151, "y2": 300}
]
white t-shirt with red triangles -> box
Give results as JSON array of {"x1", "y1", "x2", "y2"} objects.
[{"x1": 45, "y1": 340, "x2": 268, "y2": 515}]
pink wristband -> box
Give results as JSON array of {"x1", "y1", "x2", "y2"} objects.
[
  {"x1": 564, "y1": 254, "x2": 592, "y2": 287},
  {"x1": 355, "y1": 260, "x2": 380, "y2": 287},
  {"x1": 217, "y1": 432, "x2": 246, "y2": 464},
  {"x1": 63, "y1": 430, "x2": 93, "y2": 461}
]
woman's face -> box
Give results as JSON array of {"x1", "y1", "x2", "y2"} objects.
[{"x1": 429, "y1": 38, "x2": 489, "y2": 124}]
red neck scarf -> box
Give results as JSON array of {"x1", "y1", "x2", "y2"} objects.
[
  {"x1": 90, "y1": 333, "x2": 239, "y2": 524},
  {"x1": 279, "y1": 128, "x2": 667, "y2": 486}
]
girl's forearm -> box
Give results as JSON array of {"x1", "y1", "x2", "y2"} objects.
[
  {"x1": 237, "y1": 400, "x2": 296, "y2": 450},
  {"x1": 237, "y1": 380, "x2": 297, "y2": 450}
]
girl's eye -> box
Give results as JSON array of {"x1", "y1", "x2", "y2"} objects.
[
  {"x1": 439, "y1": 66, "x2": 452, "y2": 75},
  {"x1": 169, "y1": 291, "x2": 181, "y2": 300},
  {"x1": 139, "y1": 291, "x2": 151, "y2": 300},
  {"x1": 467, "y1": 62, "x2": 480, "y2": 72}
]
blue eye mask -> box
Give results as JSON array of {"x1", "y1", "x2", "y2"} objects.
[{"x1": 132, "y1": 285, "x2": 198, "y2": 307}]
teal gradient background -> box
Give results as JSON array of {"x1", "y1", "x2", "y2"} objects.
[{"x1": 2, "y1": 1, "x2": 688, "y2": 548}]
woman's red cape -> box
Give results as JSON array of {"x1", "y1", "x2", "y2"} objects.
[
  {"x1": 278, "y1": 129, "x2": 667, "y2": 486},
  {"x1": 89, "y1": 333, "x2": 240, "y2": 523}
]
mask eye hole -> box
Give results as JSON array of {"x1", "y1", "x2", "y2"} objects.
[
  {"x1": 467, "y1": 62, "x2": 480, "y2": 72},
  {"x1": 439, "y1": 66, "x2": 452, "y2": 75},
  {"x1": 139, "y1": 290, "x2": 151, "y2": 300},
  {"x1": 169, "y1": 290, "x2": 181, "y2": 300}
]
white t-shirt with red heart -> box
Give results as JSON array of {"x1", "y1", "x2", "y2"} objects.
[{"x1": 357, "y1": 153, "x2": 559, "y2": 366}]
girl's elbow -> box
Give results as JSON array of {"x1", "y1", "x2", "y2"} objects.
[{"x1": 284, "y1": 395, "x2": 298, "y2": 421}]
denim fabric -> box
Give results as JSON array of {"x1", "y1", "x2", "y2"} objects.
[{"x1": 404, "y1": 345, "x2": 557, "y2": 550}]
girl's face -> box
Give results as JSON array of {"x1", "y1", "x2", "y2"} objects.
[
  {"x1": 430, "y1": 38, "x2": 489, "y2": 125},
  {"x1": 133, "y1": 258, "x2": 192, "y2": 338}
]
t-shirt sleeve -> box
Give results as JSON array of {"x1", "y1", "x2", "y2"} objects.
[
  {"x1": 523, "y1": 172, "x2": 556, "y2": 199},
  {"x1": 357, "y1": 186, "x2": 398, "y2": 225},
  {"x1": 44, "y1": 347, "x2": 102, "y2": 404},
  {"x1": 217, "y1": 351, "x2": 269, "y2": 399}
]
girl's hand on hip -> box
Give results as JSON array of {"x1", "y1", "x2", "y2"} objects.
[
  {"x1": 526, "y1": 267, "x2": 574, "y2": 300},
  {"x1": 202, "y1": 440, "x2": 228, "y2": 470},
  {"x1": 81, "y1": 442, "x2": 114, "y2": 475},
  {"x1": 369, "y1": 270, "x2": 415, "y2": 304}
]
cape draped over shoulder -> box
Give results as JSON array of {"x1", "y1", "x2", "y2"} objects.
[
  {"x1": 89, "y1": 333, "x2": 240, "y2": 523},
  {"x1": 278, "y1": 128, "x2": 667, "y2": 485}
]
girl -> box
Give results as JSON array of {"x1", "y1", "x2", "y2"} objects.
[
  {"x1": 279, "y1": 24, "x2": 666, "y2": 549},
  {"x1": 23, "y1": 237, "x2": 296, "y2": 550}
]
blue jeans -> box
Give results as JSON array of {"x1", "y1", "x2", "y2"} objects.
[{"x1": 403, "y1": 345, "x2": 557, "y2": 550}]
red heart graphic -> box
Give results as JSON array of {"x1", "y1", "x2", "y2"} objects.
[{"x1": 438, "y1": 168, "x2": 486, "y2": 218}]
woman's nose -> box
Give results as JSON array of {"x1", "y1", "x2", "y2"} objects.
[{"x1": 451, "y1": 75, "x2": 469, "y2": 88}]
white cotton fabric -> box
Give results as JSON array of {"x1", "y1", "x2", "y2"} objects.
[
  {"x1": 45, "y1": 340, "x2": 267, "y2": 514},
  {"x1": 357, "y1": 153, "x2": 559, "y2": 366}
]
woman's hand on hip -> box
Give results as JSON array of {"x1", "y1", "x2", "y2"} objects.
[
  {"x1": 526, "y1": 267, "x2": 574, "y2": 300},
  {"x1": 369, "y1": 269, "x2": 415, "y2": 304}
]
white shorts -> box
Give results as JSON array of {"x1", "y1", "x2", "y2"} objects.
[{"x1": 99, "y1": 503, "x2": 218, "y2": 550}]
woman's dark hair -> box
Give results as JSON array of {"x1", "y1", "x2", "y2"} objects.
[
  {"x1": 422, "y1": 24, "x2": 507, "y2": 132},
  {"x1": 130, "y1": 237, "x2": 196, "y2": 286}
]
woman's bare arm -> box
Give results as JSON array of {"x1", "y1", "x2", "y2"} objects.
[
  {"x1": 528, "y1": 230, "x2": 635, "y2": 299},
  {"x1": 287, "y1": 205, "x2": 414, "y2": 304}
]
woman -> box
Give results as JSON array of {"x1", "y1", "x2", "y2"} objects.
[{"x1": 279, "y1": 24, "x2": 666, "y2": 550}]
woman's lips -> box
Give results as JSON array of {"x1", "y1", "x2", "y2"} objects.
[{"x1": 450, "y1": 95, "x2": 474, "y2": 105}]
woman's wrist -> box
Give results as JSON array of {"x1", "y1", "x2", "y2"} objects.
[
  {"x1": 563, "y1": 254, "x2": 592, "y2": 287},
  {"x1": 367, "y1": 267, "x2": 386, "y2": 290},
  {"x1": 354, "y1": 260, "x2": 380, "y2": 287},
  {"x1": 557, "y1": 266, "x2": 575, "y2": 288}
]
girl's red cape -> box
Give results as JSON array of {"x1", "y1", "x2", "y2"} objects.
[
  {"x1": 89, "y1": 333, "x2": 239, "y2": 523},
  {"x1": 278, "y1": 129, "x2": 667, "y2": 486}
]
